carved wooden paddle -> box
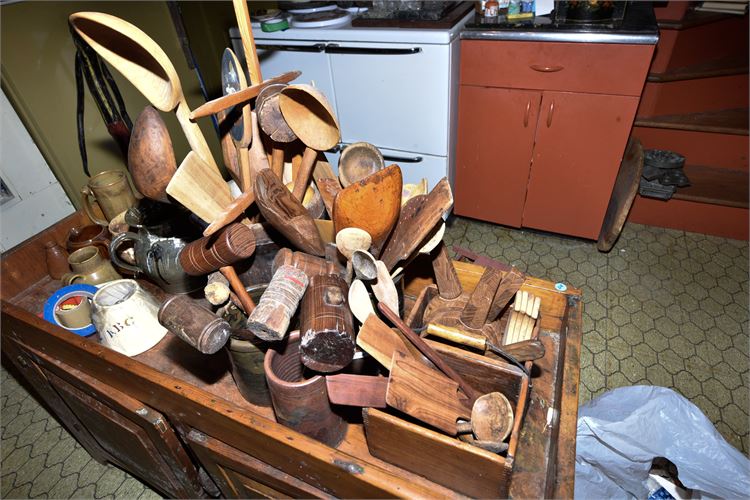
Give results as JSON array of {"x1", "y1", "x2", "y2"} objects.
[{"x1": 380, "y1": 177, "x2": 453, "y2": 272}]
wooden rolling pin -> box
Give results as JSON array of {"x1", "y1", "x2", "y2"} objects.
[{"x1": 272, "y1": 247, "x2": 337, "y2": 279}]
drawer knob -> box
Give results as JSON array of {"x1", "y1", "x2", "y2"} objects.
[{"x1": 530, "y1": 64, "x2": 564, "y2": 73}]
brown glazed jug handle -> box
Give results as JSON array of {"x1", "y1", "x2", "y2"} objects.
[
  {"x1": 81, "y1": 186, "x2": 109, "y2": 226},
  {"x1": 109, "y1": 232, "x2": 141, "y2": 273}
]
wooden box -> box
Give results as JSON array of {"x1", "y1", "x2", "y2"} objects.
[{"x1": 1, "y1": 212, "x2": 582, "y2": 498}]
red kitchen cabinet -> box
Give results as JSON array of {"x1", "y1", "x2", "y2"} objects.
[
  {"x1": 454, "y1": 40, "x2": 654, "y2": 239},
  {"x1": 455, "y1": 86, "x2": 542, "y2": 227},
  {"x1": 523, "y1": 91, "x2": 640, "y2": 238}
]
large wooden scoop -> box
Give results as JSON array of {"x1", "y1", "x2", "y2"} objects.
[
  {"x1": 69, "y1": 12, "x2": 217, "y2": 172},
  {"x1": 380, "y1": 177, "x2": 453, "y2": 272},
  {"x1": 333, "y1": 164, "x2": 402, "y2": 255},
  {"x1": 254, "y1": 168, "x2": 325, "y2": 256}
]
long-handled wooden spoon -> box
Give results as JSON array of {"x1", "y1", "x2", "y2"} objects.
[{"x1": 279, "y1": 84, "x2": 340, "y2": 201}]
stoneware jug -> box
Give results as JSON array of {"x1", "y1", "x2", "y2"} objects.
[
  {"x1": 63, "y1": 246, "x2": 122, "y2": 285},
  {"x1": 109, "y1": 202, "x2": 205, "y2": 294},
  {"x1": 66, "y1": 224, "x2": 111, "y2": 258},
  {"x1": 91, "y1": 279, "x2": 167, "y2": 357}
]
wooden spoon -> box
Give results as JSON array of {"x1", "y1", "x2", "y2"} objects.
[
  {"x1": 254, "y1": 168, "x2": 325, "y2": 256},
  {"x1": 456, "y1": 392, "x2": 514, "y2": 450},
  {"x1": 348, "y1": 279, "x2": 375, "y2": 324},
  {"x1": 190, "y1": 71, "x2": 301, "y2": 120},
  {"x1": 372, "y1": 261, "x2": 398, "y2": 314},
  {"x1": 232, "y1": 0, "x2": 261, "y2": 85},
  {"x1": 351, "y1": 249, "x2": 378, "y2": 281},
  {"x1": 390, "y1": 221, "x2": 446, "y2": 280},
  {"x1": 257, "y1": 83, "x2": 296, "y2": 177},
  {"x1": 69, "y1": 12, "x2": 218, "y2": 172},
  {"x1": 333, "y1": 164, "x2": 402, "y2": 256},
  {"x1": 127, "y1": 106, "x2": 175, "y2": 203},
  {"x1": 279, "y1": 84, "x2": 340, "y2": 201}
]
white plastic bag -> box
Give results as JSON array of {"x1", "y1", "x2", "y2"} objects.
[{"x1": 575, "y1": 385, "x2": 750, "y2": 499}]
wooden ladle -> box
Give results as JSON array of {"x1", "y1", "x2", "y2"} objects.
[
  {"x1": 457, "y1": 392, "x2": 514, "y2": 453},
  {"x1": 69, "y1": 12, "x2": 218, "y2": 173},
  {"x1": 279, "y1": 84, "x2": 340, "y2": 202},
  {"x1": 127, "y1": 106, "x2": 175, "y2": 203}
]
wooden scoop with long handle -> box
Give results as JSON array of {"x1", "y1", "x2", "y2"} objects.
[{"x1": 69, "y1": 12, "x2": 217, "y2": 173}]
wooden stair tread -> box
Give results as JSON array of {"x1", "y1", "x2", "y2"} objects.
[
  {"x1": 634, "y1": 108, "x2": 749, "y2": 135},
  {"x1": 673, "y1": 164, "x2": 749, "y2": 208},
  {"x1": 648, "y1": 55, "x2": 749, "y2": 82},
  {"x1": 657, "y1": 9, "x2": 733, "y2": 30}
]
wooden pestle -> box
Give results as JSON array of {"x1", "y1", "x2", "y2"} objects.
[
  {"x1": 299, "y1": 274, "x2": 355, "y2": 373},
  {"x1": 158, "y1": 295, "x2": 232, "y2": 354},
  {"x1": 246, "y1": 265, "x2": 308, "y2": 341}
]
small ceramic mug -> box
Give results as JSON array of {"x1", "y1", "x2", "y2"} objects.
[
  {"x1": 62, "y1": 246, "x2": 121, "y2": 286},
  {"x1": 91, "y1": 279, "x2": 167, "y2": 357},
  {"x1": 81, "y1": 170, "x2": 138, "y2": 226}
]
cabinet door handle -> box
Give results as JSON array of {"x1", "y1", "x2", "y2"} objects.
[
  {"x1": 256, "y1": 43, "x2": 326, "y2": 53},
  {"x1": 530, "y1": 64, "x2": 564, "y2": 73},
  {"x1": 524, "y1": 101, "x2": 531, "y2": 128},
  {"x1": 325, "y1": 44, "x2": 422, "y2": 55},
  {"x1": 382, "y1": 154, "x2": 423, "y2": 163},
  {"x1": 546, "y1": 100, "x2": 555, "y2": 128}
]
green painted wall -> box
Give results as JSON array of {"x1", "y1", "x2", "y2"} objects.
[{"x1": 0, "y1": 1, "x2": 238, "y2": 209}]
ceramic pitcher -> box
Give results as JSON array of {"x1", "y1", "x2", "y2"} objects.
[{"x1": 62, "y1": 246, "x2": 122, "y2": 285}]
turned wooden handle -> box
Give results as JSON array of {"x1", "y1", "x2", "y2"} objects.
[
  {"x1": 425, "y1": 323, "x2": 487, "y2": 351},
  {"x1": 378, "y1": 303, "x2": 482, "y2": 403},
  {"x1": 292, "y1": 147, "x2": 318, "y2": 202},
  {"x1": 220, "y1": 266, "x2": 256, "y2": 315}
]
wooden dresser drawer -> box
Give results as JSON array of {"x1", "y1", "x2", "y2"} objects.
[{"x1": 460, "y1": 40, "x2": 654, "y2": 96}]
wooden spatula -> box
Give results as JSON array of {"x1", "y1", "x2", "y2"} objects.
[
  {"x1": 166, "y1": 151, "x2": 231, "y2": 224},
  {"x1": 254, "y1": 169, "x2": 325, "y2": 256},
  {"x1": 380, "y1": 177, "x2": 453, "y2": 272},
  {"x1": 333, "y1": 164, "x2": 402, "y2": 256},
  {"x1": 356, "y1": 314, "x2": 421, "y2": 369}
]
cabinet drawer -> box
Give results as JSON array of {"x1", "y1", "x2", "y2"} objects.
[{"x1": 460, "y1": 40, "x2": 653, "y2": 96}]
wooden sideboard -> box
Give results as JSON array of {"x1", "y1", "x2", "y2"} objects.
[
  {"x1": 1, "y1": 211, "x2": 583, "y2": 498},
  {"x1": 454, "y1": 39, "x2": 655, "y2": 240}
]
